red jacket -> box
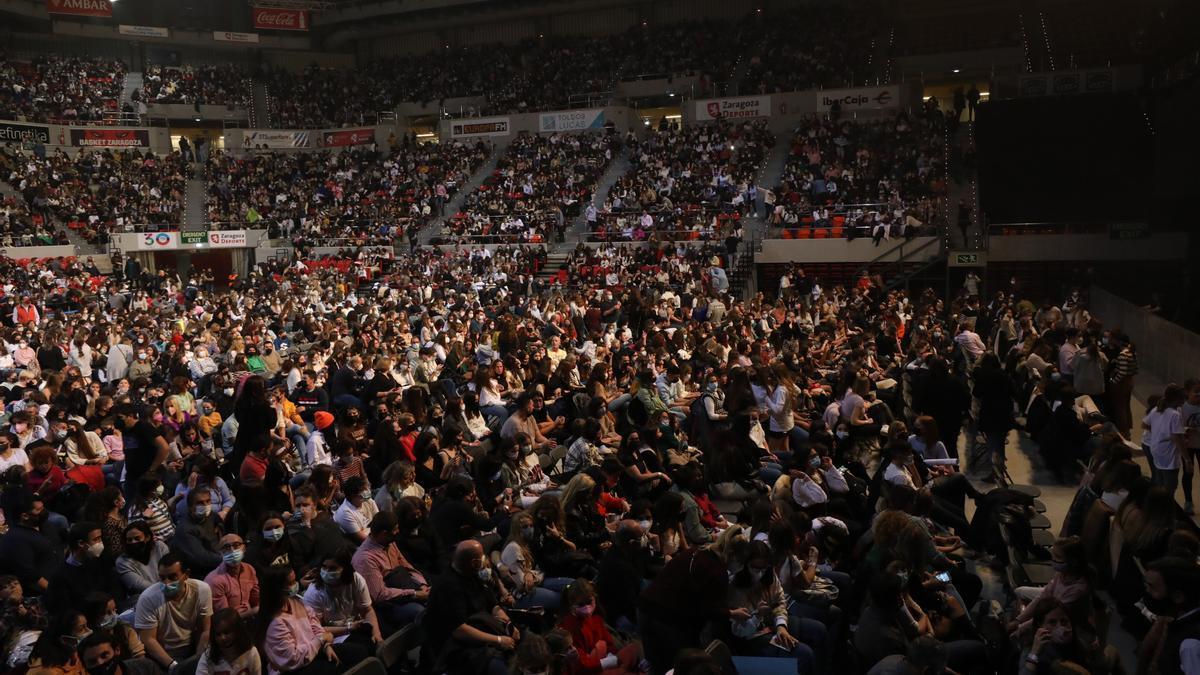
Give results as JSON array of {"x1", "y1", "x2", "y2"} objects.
[{"x1": 558, "y1": 612, "x2": 615, "y2": 674}]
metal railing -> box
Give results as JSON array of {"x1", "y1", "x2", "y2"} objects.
[{"x1": 986, "y1": 222, "x2": 1110, "y2": 236}]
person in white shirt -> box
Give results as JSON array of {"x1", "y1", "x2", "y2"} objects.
[
  {"x1": 332, "y1": 477, "x2": 379, "y2": 543},
  {"x1": 882, "y1": 445, "x2": 919, "y2": 489},
  {"x1": 953, "y1": 323, "x2": 986, "y2": 362},
  {"x1": 1058, "y1": 329, "x2": 1082, "y2": 380},
  {"x1": 1148, "y1": 385, "x2": 1188, "y2": 497},
  {"x1": 789, "y1": 450, "x2": 849, "y2": 509}
]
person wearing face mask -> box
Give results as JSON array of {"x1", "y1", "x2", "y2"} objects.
[
  {"x1": 258, "y1": 564, "x2": 368, "y2": 675},
  {"x1": 785, "y1": 448, "x2": 849, "y2": 510},
  {"x1": 27, "y1": 610, "x2": 90, "y2": 675},
  {"x1": 80, "y1": 592, "x2": 145, "y2": 660},
  {"x1": 172, "y1": 490, "x2": 223, "y2": 578},
  {"x1": 1010, "y1": 537, "x2": 1092, "y2": 638},
  {"x1": 204, "y1": 535, "x2": 259, "y2": 618},
  {"x1": 133, "y1": 553, "x2": 213, "y2": 674},
  {"x1": 114, "y1": 404, "x2": 170, "y2": 507},
  {"x1": 558, "y1": 578, "x2": 645, "y2": 674},
  {"x1": 350, "y1": 511, "x2": 428, "y2": 628},
  {"x1": 302, "y1": 549, "x2": 383, "y2": 648},
  {"x1": 725, "y1": 540, "x2": 819, "y2": 675},
  {"x1": 332, "y1": 477, "x2": 378, "y2": 544},
  {"x1": 1139, "y1": 556, "x2": 1200, "y2": 675},
  {"x1": 45, "y1": 522, "x2": 124, "y2": 614},
  {"x1": 595, "y1": 520, "x2": 653, "y2": 635},
  {"x1": 423, "y1": 540, "x2": 520, "y2": 674},
  {"x1": 1018, "y1": 600, "x2": 1119, "y2": 675},
  {"x1": 115, "y1": 522, "x2": 170, "y2": 599},
  {"x1": 126, "y1": 349, "x2": 153, "y2": 382},
  {"x1": 78, "y1": 631, "x2": 159, "y2": 675},
  {"x1": 497, "y1": 512, "x2": 573, "y2": 612},
  {"x1": 9, "y1": 410, "x2": 47, "y2": 450}
]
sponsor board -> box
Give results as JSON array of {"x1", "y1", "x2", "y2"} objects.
[
  {"x1": 137, "y1": 232, "x2": 179, "y2": 250},
  {"x1": 206, "y1": 231, "x2": 248, "y2": 248},
  {"x1": 0, "y1": 122, "x2": 50, "y2": 144},
  {"x1": 322, "y1": 128, "x2": 374, "y2": 147},
  {"x1": 45, "y1": 0, "x2": 111, "y2": 17},
  {"x1": 246, "y1": 130, "x2": 310, "y2": 148},
  {"x1": 538, "y1": 109, "x2": 605, "y2": 133},
  {"x1": 118, "y1": 24, "x2": 170, "y2": 38},
  {"x1": 214, "y1": 31, "x2": 260, "y2": 44},
  {"x1": 450, "y1": 117, "x2": 510, "y2": 138},
  {"x1": 70, "y1": 128, "x2": 150, "y2": 147},
  {"x1": 252, "y1": 8, "x2": 309, "y2": 31},
  {"x1": 695, "y1": 95, "x2": 771, "y2": 121},
  {"x1": 816, "y1": 86, "x2": 897, "y2": 111}
]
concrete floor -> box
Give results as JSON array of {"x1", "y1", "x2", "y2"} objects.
[{"x1": 958, "y1": 373, "x2": 1170, "y2": 674}]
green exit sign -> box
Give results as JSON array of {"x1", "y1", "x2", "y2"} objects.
[
  {"x1": 948, "y1": 251, "x2": 987, "y2": 267},
  {"x1": 181, "y1": 231, "x2": 208, "y2": 245}
]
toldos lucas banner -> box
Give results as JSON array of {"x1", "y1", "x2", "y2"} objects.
[{"x1": 538, "y1": 109, "x2": 605, "y2": 133}]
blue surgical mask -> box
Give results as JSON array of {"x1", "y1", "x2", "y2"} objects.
[
  {"x1": 163, "y1": 581, "x2": 182, "y2": 598},
  {"x1": 263, "y1": 528, "x2": 284, "y2": 542},
  {"x1": 288, "y1": 582, "x2": 301, "y2": 597},
  {"x1": 320, "y1": 569, "x2": 341, "y2": 585},
  {"x1": 222, "y1": 548, "x2": 244, "y2": 566},
  {"x1": 808, "y1": 456, "x2": 822, "y2": 469}
]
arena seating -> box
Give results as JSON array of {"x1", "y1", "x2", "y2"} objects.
[{"x1": 0, "y1": 55, "x2": 126, "y2": 124}]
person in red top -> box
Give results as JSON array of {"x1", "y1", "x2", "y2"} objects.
[
  {"x1": 558, "y1": 578, "x2": 644, "y2": 674},
  {"x1": 239, "y1": 441, "x2": 270, "y2": 486},
  {"x1": 26, "y1": 443, "x2": 67, "y2": 498}
]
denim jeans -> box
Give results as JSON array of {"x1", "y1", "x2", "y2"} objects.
[{"x1": 480, "y1": 404, "x2": 510, "y2": 431}]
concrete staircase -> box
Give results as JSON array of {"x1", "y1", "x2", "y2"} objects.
[
  {"x1": 536, "y1": 251, "x2": 571, "y2": 284},
  {"x1": 418, "y1": 143, "x2": 504, "y2": 245},
  {"x1": 565, "y1": 146, "x2": 628, "y2": 244},
  {"x1": 183, "y1": 177, "x2": 208, "y2": 228},
  {"x1": 122, "y1": 71, "x2": 143, "y2": 109},
  {"x1": 250, "y1": 80, "x2": 271, "y2": 129},
  {"x1": 946, "y1": 121, "x2": 982, "y2": 250}
]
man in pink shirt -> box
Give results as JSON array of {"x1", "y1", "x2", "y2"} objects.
[
  {"x1": 351, "y1": 511, "x2": 428, "y2": 628},
  {"x1": 204, "y1": 534, "x2": 259, "y2": 617}
]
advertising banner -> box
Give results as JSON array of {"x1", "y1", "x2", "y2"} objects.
[
  {"x1": 0, "y1": 121, "x2": 50, "y2": 144},
  {"x1": 695, "y1": 95, "x2": 771, "y2": 121},
  {"x1": 246, "y1": 130, "x2": 310, "y2": 148},
  {"x1": 118, "y1": 24, "x2": 170, "y2": 38},
  {"x1": 136, "y1": 232, "x2": 178, "y2": 250},
  {"x1": 252, "y1": 8, "x2": 309, "y2": 31},
  {"x1": 538, "y1": 109, "x2": 605, "y2": 133},
  {"x1": 450, "y1": 117, "x2": 510, "y2": 138},
  {"x1": 45, "y1": 0, "x2": 111, "y2": 17},
  {"x1": 70, "y1": 128, "x2": 150, "y2": 147},
  {"x1": 214, "y1": 31, "x2": 260, "y2": 44},
  {"x1": 205, "y1": 231, "x2": 248, "y2": 248},
  {"x1": 322, "y1": 128, "x2": 374, "y2": 147},
  {"x1": 815, "y1": 86, "x2": 898, "y2": 111}
]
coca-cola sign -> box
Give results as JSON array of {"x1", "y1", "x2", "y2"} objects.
[{"x1": 252, "y1": 7, "x2": 309, "y2": 31}]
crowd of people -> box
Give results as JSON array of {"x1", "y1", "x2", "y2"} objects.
[
  {"x1": 769, "y1": 113, "x2": 947, "y2": 242},
  {"x1": 0, "y1": 196, "x2": 70, "y2": 249},
  {"x1": 0, "y1": 203, "x2": 1191, "y2": 675},
  {"x1": 446, "y1": 132, "x2": 614, "y2": 244},
  {"x1": 0, "y1": 147, "x2": 190, "y2": 245},
  {"x1": 142, "y1": 65, "x2": 250, "y2": 108},
  {"x1": 740, "y1": 9, "x2": 877, "y2": 95},
  {"x1": 586, "y1": 120, "x2": 772, "y2": 242},
  {"x1": 205, "y1": 138, "x2": 489, "y2": 246},
  {"x1": 0, "y1": 55, "x2": 126, "y2": 125},
  {"x1": 255, "y1": 7, "x2": 870, "y2": 127}
]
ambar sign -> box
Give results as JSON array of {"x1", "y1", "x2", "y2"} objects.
[{"x1": 46, "y1": 0, "x2": 111, "y2": 16}]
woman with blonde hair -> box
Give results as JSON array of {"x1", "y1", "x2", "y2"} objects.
[
  {"x1": 561, "y1": 473, "x2": 611, "y2": 559},
  {"x1": 498, "y1": 511, "x2": 573, "y2": 610}
]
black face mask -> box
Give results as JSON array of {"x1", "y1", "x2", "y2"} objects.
[
  {"x1": 1143, "y1": 591, "x2": 1177, "y2": 618},
  {"x1": 126, "y1": 541, "x2": 153, "y2": 561},
  {"x1": 88, "y1": 656, "x2": 120, "y2": 675}
]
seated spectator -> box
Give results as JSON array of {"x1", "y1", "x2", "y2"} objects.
[
  {"x1": 350, "y1": 511, "x2": 428, "y2": 627},
  {"x1": 258, "y1": 565, "x2": 369, "y2": 675},
  {"x1": 133, "y1": 553, "x2": 213, "y2": 674},
  {"x1": 204, "y1": 534, "x2": 260, "y2": 618}
]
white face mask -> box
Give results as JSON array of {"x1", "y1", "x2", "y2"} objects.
[{"x1": 85, "y1": 541, "x2": 105, "y2": 559}]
